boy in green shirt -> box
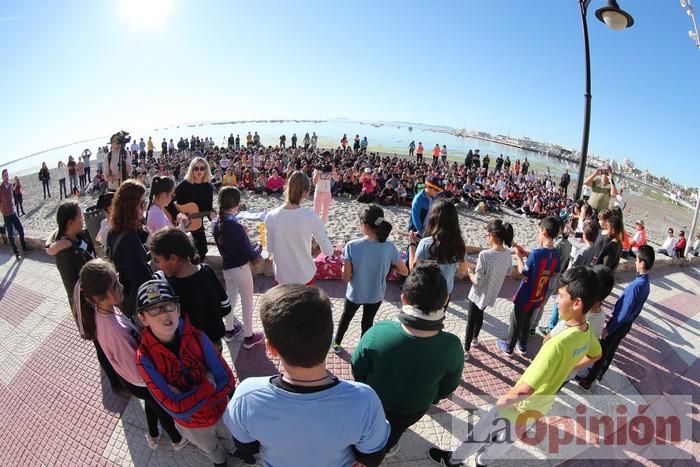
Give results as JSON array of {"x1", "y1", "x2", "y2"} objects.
[
  {"x1": 353, "y1": 261, "x2": 464, "y2": 457},
  {"x1": 429, "y1": 266, "x2": 603, "y2": 467}
]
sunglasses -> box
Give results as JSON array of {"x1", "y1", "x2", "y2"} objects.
[
  {"x1": 193, "y1": 166, "x2": 206, "y2": 172},
  {"x1": 141, "y1": 301, "x2": 179, "y2": 317}
]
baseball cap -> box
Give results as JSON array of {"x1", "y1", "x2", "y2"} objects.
[
  {"x1": 425, "y1": 175, "x2": 444, "y2": 192},
  {"x1": 635, "y1": 219, "x2": 644, "y2": 227},
  {"x1": 137, "y1": 279, "x2": 178, "y2": 313}
]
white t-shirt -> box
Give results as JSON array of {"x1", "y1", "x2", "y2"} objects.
[
  {"x1": 314, "y1": 170, "x2": 333, "y2": 193},
  {"x1": 614, "y1": 194, "x2": 626, "y2": 208},
  {"x1": 660, "y1": 236, "x2": 678, "y2": 253},
  {"x1": 147, "y1": 204, "x2": 171, "y2": 238},
  {"x1": 468, "y1": 249, "x2": 513, "y2": 309},
  {"x1": 264, "y1": 205, "x2": 334, "y2": 284}
]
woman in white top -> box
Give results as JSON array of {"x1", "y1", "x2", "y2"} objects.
[
  {"x1": 57, "y1": 161, "x2": 69, "y2": 199},
  {"x1": 312, "y1": 151, "x2": 335, "y2": 224},
  {"x1": 464, "y1": 219, "x2": 515, "y2": 360},
  {"x1": 264, "y1": 171, "x2": 339, "y2": 285}
]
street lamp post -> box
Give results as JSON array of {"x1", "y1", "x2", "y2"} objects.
[
  {"x1": 574, "y1": 0, "x2": 634, "y2": 201},
  {"x1": 680, "y1": 0, "x2": 700, "y2": 256}
]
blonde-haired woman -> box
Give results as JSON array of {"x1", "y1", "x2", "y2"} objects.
[
  {"x1": 175, "y1": 157, "x2": 214, "y2": 261},
  {"x1": 264, "y1": 171, "x2": 338, "y2": 285}
]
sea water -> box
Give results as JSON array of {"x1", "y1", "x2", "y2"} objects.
[{"x1": 1, "y1": 119, "x2": 578, "y2": 180}]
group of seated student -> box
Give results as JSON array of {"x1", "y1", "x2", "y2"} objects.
[{"x1": 96, "y1": 132, "x2": 573, "y2": 218}]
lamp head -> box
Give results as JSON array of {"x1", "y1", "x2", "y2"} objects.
[{"x1": 595, "y1": 0, "x2": 634, "y2": 31}]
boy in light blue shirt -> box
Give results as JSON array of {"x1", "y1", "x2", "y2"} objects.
[{"x1": 223, "y1": 285, "x2": 389, "y2": 467}]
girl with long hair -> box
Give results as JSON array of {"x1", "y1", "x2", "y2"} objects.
[
  {"x1": 76, "y1": 259, "x2": 188, "y2": 451},
  {"x1": 597, "y1": 215, "x2": 623, "y2": 271},
  {"x1": 464, "y1": 220, "x2": 515, "y2": 360},
  {"x1": 146, "y1": 175, "x2": 187, "y2": 238},
  {"x1": 409, "y1": 199, "x2": 468, "y2": 302},
  {"x1": 175, "y1": 157, "x2": 214, "y2": 261},
  {"x1": 212, "y1": 186, "x2": 265, "y2": 348},
  {"x1": 332, "y1": 204, "x2": 408, "y2": 353},
  {"x1": 108, "y1": 180, "x2": 152, "y2": 319},
  {"x1": 264, "y1": 171, "x2": 338, "y2": 285}
]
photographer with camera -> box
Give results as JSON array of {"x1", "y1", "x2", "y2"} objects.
[
  {"x1": 106, "y1": 131, "x2": 131, "y2": 191},
  {"x1": 584, "y1": 165, "x2": 618, "y2": 215},
  {"x1": 312, "y1": 151, "x2": 336, "y2": 224}
]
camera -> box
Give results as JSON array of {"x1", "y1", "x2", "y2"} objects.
[{"x1": 111, "y1": 130, "x2": 131, "y2": 146}]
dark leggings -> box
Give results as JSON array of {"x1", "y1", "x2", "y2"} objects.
[
  {"x1": 191, "y1": 228, "x2": 208, "y2": 261},
  {"x1": 94, "y1": 340, "x2": 123, "y2": 389},
  {"x1": 385, "y1": 409, "x2": 427, "y2": 450},
  {"x1": 121, "y1": 380, "x2": 183, "y2": 442},
  {"x1": 464, "y1": 299, "x2": 484, "y2": 352},
  {"x1": 334, "y1": 299, "x2": 381, "y2": 346},
  {"x1": 506, "y1": 305, "x2": 533, "y2": 350}
]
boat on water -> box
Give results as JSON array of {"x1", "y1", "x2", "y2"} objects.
[{"x1": 408, "y1": 126, "x2": 413, "y2": 131}]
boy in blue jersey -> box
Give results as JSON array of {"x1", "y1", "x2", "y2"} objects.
[
  {"x1": 577, "y1": 245, "x2": 655, "y2": 390},
  {"x1": 223, "y1": 284, "x2": 390, "y2": 467},
  {"x1": 497, "y1": 216, "x2": 560, "y2": 357}
]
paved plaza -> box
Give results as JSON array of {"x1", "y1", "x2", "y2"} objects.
[{"x1": 0, "y1": 248, "x2": 698, "y2": 466}]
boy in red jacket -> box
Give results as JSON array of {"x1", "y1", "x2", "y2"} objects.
[{"x1": 135, "y1": 279, "x2": 237, "y2": 467}]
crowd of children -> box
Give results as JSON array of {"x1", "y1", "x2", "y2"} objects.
[{"x1": 41, "y1": 130, "x2": 661, "y2": 466}]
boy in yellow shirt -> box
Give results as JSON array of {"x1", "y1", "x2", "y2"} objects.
[{"x1": 429, "y1": 266, "x2": 602, "y2": 467}]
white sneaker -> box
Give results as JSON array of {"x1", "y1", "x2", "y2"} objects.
[
  {"x1": 464, "y1": 351, "x2": 471, "y2": 361},
  {"x1": 145, "y1": 433, "x2": 160, "y2": 450},
  {"x1": 472, "y1": 337, "x2": 480, "y2": 347}
]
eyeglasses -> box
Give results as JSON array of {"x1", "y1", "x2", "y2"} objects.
[
  {"x1": 193, "y1": 166, "x2": 206, "y2": 172},
  {"x1": 141, "y1": 301, "x2": 179, "y2": 317}
]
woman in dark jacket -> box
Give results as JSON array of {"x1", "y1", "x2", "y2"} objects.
[
  {"x1": 46, "y1": 200, "x2": 122, "y2": 390},
  {"x1": 39, "y1": 162, "x2": 51, "y2": 199},
  {"x1": 107, "y1": 180, "x2": 152, "y2": 319}
]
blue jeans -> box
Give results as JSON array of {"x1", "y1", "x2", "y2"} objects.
[{"x1": 3, "y1": 214, "x2": 27, "y2": 254}]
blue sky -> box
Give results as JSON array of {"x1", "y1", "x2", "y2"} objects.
[{"x1": 1, "y1": 0, "x2": 698, "y2": 186}]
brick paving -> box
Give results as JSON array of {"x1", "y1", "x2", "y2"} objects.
[{"x1": 0, "y1": 248, "x2": 697, "y2": 466}]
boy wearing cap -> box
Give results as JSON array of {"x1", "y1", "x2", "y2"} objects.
[
  {"x1": 135, "y1": 279, "x2": 238, "y2": 467},
  {"x1": 627, "y1": 219, "x2": 647, "y2": 258},
  {"x1": 409, "y1": 175, "x2": 443, "y2": 237}
]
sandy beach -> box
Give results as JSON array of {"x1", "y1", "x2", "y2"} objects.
[{"x1": 6, "y1": 163, "x2": 695, "y2": 255}]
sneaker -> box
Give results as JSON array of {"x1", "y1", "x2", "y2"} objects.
[
  {"x1": 223, "y1": 324, "x2": 243, "y2": 342},
  {"x1": 475, "y1": 451, "x2": 488, "y2": 467},
  {"x1": 331, "y1": 341, "x2": 342, "y2": 354},
  {"x1": 536, "y1": 326, "x2": 550, "y2": 336},
  {"x1": 464, "y1": 351, "x2": 471, "y2": 362},
  {"x1": 496, "y1": 339, "x2": 513, "y2": 357},
  {"x1": 385, "y1": 443, "x2": 400, "y2": 458},
  {"x1": 145, "y1": 433, "x2": 160, "y2": 449},
  {"x1": 472, "y1": 337, "x2": 481, "y2": 347},
  {"x1": 232, "y1": 450, "x2": 258, "y2": 465},
  {"x1": 171, "y1": 437, "x2": 189, "y2": 451},
  {"x1": 243, "y1": 331, "x2": 265, "y2": 349},
  {"x1": 516, "y1": 345, "x2": 527, "y2": 356},
  {"x1": 427, "y1": 447, "x2": 463, "y2": 466}
]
